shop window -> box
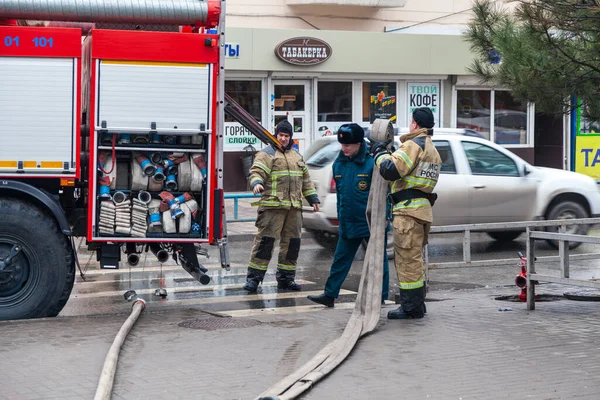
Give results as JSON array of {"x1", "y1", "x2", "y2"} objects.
[
  {"x1": 494, "y1": 91, "x2": 527, "y2": 145},
  {"x1": 363, "y1": 82, "x2": 397, "y2": 124},
  {"x1": 274, "y1": 85, "x2": 305, "y2": 112},
  {"x1": 318, "y1": 81, "x2": 352, "y2": 122},
  {"x1": 225, "y1": 80, "x2": 262, "y2": 122},
  {"x1": 457, "y1": 90, "x2": 529, "y2": 145},
  {"x1": 456, "y1": 90, "x2": 491, "y2": 140}
]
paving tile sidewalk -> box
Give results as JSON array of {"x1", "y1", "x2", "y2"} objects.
[{"x1": 2, "y1": 285, "x2": 600, "y2": 400}]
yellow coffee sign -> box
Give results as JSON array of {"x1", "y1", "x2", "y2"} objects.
[{"x1": 575, "y1": 135, "x2": 600, "y2": 180}]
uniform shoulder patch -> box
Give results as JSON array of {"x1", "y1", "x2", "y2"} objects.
[
  {"x1": 412, "y1": 137, "x2": 426, "y2": 151},
  {"x1": 358, "y1": 180, "x2": 368, "y2": 190}
]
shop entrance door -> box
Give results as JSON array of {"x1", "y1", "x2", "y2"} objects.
[{"x1": 272, "y1": 80, "x2": 311, "y2": 154}]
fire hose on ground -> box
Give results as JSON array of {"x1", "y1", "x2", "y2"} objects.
[
  {"x1": 256, "y1": 119, "x2": 394, "y2": 400},
  {"x1": 94, "y1": 298, "x2": 146, "y2": 400}
]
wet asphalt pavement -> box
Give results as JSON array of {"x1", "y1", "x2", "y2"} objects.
[{"x1": 60, "y1": 229, "x2": 600, "y2": 318}]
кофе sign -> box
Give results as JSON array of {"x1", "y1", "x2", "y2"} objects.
[{"x1": 275, "y1": 37, "x2": 332, "y2": 66}]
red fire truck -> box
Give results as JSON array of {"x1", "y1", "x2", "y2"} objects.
[{"x1": 0, "y1": 0, "x2": 277, "y2": 320}]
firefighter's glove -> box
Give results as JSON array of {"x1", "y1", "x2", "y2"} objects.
[{"x1": 369, "y1": 140, "x2": 391, "y2": 163}]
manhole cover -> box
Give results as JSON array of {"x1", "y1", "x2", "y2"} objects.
[
  {"x1": 495, "y1": 294, "x2": 563, "y2": 302},
  {"x1": 178, "y1": 318, "x2": 262, "y2": 331},
  {"x1": 563, "y1": 289, "x2": 600, "y2": 301}
]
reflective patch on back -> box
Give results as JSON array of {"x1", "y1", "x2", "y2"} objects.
[{"x1": 414, "y1": 161, "x2": 440, "y2": 180}]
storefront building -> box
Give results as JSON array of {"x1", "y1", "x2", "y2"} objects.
[{"x1": 221, "y1": 26, "x2": 537, "y2": 191}]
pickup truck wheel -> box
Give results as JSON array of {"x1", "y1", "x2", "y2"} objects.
[
  {"x1": 308, "y1": 230, "x2": 339, "y2": 250},
  {"x1": 486, "y1": 231, "x2": 522, "y2": 243},
  {"x1": 546, "y1": 201, "x2": 589, "y2": 250},
  {"x1": 0, "y1": 198, "x2": 75, "y2": 320}
]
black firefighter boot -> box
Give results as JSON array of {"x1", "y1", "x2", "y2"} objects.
[
  {"x1": 388, "y1": 288, "x2": 425, "y2": 320},
  {"x1": 243, "y1": 268, "x2": 266, "y2": 293},
  {"x1": 276, "y1": 269, "x2": 302, "y2": 291}
]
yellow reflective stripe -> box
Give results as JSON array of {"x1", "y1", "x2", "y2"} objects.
[
  {"x1": 277, "y1": 263, "x2": 296, "y2": 271},
  {"x1": 303, "y1": 189, "x2": 317, "y2": 197},
  {"x1": 271, "y1": 170, "x2": 303, "y2": 176},
  {"x1": 41, "y1": 161, "x2": 64, "y2": 168},
  {"x1": 399, "y1": 280, "x2": 424, "y2": 290},
  {"x1": 394, "y1": 150, "x2": 414, "y2": 170},
  {"x1": 271, "y1": 175, "x2": 278, "y2": 197},
  {"x1": 392, "y1": 198, "x2": 430, "y2": 211},
  {"x1": 254, "y1": 161, "x2": 271, "y2": 174},
  {"x1": 23, "y1": 161, "x2": 37, "y2": 168},
  {"x1": 250, "y1": 177, "x2": 263, "y2": 186},
  {"x1": 0, "y1": 161, "x2": 17, "y2": 168},
  {"x1": 391, "y1": 181, "x2": 404, "y2": 192},
  {"x1": 404, "y1": 175, "x2": 436, "y2": 189},
  {"x1": 252, "y1": 200, "x2": 303, "y2": 207},
  {"x1": 375, "y1": 153, "x2": 392, "y2": 167},
  {"x1": 249, "y1": 262, "x2": 268, "y2": 271}
]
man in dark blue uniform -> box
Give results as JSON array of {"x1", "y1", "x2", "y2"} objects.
[{"x1": 307, "y1": 123, "x2": 390, "y2": 307}]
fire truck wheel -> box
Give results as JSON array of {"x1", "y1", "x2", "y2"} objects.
[{"x1": 0, "y1": 198, "x2": 75, "y2": 320}]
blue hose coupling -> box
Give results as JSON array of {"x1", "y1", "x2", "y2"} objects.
[
  {"x1": 167, "y1": 198, "x2": 184, "y2": 219},
  {"x1": 148, "y1": 152, "x2": 163, "y2": 164},
  {"x1": 152, "y1": 134, "x2": 161, "y2": 144},
  {"x1": 174, "y1": 194, "x2": 186, "y2": 204},
  {"x1": 99, "y1": 185, "x2": 111, "y2": 199},
  {"x1": 164, "y1": 136, "x2": 177, "y2": 145},
  {"x1": 139, "y1": 159, "x2": 156, "y2": 176},
  {"x1": 165, "y1": 175, "x2": 178, "y2": 191},
  {"x1": 163, "y1": 159, "x2": 178, "y2": 175},
  {"x1": 119, "y1": 134, "x2": 131, "y2": 144},
  {"x1": 152, "y1": 166, "x2": 166, "y2": 183},
  {"x1": 149, "y1": 212, "x2": 162, "y2": 227}
]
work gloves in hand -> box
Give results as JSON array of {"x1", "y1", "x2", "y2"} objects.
[{"x1": 369, "y1": 139, "x2": 393, "y2": 162}]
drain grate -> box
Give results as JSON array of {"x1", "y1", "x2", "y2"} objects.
[
  {"x1": 495, "y1": 294, "x2": 563, "y2": 302},
  {"x1": 178, "y1": 318, "x2": 263, "y2": 331}
]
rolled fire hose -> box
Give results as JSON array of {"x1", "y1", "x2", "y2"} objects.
[
  {"x1": 162, "y1": 210, "x2": 177, "y2": 233},
  {"x1": 256, "y1": 119, "x2": 393, "y2": 400},
  {"x1": 131, "y1": 157, "x2": 149, "y2": 191},
  {"x1": 190, "y1": 153, "x2": 204, "y2": 192},
  {"x1": 179, "y1": 203, "x2": 192, "y2": 233},
  {"x1": 94, "y1": 299, "x2": 146, "y2": 400},
  {"x1": 177, "y1": 159, "x2": 193, "y2": 192}
]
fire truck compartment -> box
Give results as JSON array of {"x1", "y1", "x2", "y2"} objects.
[
  {"x1": 95, "y1": 61, "x2": 213, "y2": 134},
  {"x1": 0, "y1": 57, "x2": 77, "y2": 175}
]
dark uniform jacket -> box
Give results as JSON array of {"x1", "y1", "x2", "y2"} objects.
[{"x1": 333, "y1": 141, "x2": 373, "y2": 239}]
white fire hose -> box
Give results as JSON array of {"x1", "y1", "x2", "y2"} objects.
[
  {"x1": 94, "y1": 299, "x2": 146, "y2": 400},
  {"x1": 256, "y1": 119, "x2": 394, "y2": 400}
]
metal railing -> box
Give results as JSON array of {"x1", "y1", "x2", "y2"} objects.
[
  {"x1": 526, "y1": 221, "x2": 600, "y2": 310},
  {"x1": 425, "y1": 218, "x2": 600, "y2": 270},
  {"x1": 224, "y1": 192, "x2": 259, "y2": 222}
]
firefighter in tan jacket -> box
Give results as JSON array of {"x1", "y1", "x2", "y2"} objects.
[
  {"x1": 371, "y1": 107, "x2": 442, "y2": 319},
  {"x1": 243, "y1": 120, "x2": 320, "y2": 292}
]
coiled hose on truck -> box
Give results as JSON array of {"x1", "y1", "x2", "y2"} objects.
[{"x1": 256, "y1": 118, "x2": 395, "y2": 400}]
